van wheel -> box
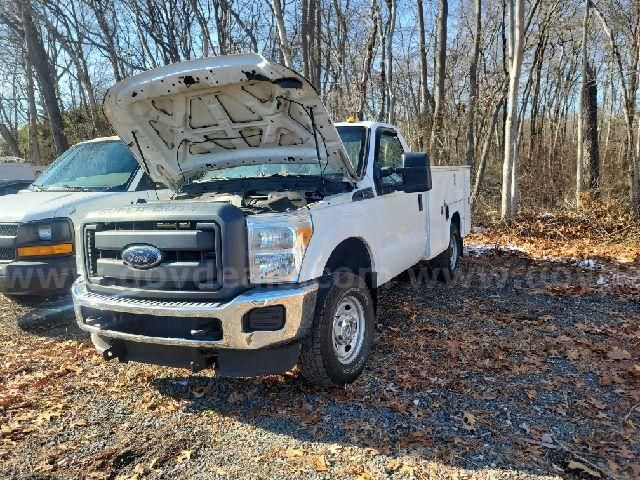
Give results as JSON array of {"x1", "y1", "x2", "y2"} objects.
[
  {"x1": 431, "y1": 223, "x2": 462, "y2": 282},
  {"x1": 299, "y1": 272, "x2": 375, "y2": 387}
]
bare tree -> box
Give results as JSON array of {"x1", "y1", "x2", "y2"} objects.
[
  {"x1": 25, "y1": 56, "x2": 41, "y2": 164},
  {"x1": 430, "y1": 0, "x2": 448, "y2": 161},
  {"x1": 576, "y1": 0, "x2": 589, "y2": 206},
  {"x1": 584, "y1": 63, "x2": 599, "y2": 192},
  {"x1": 356, "y1": 0, "x2": 378, "y2": 121},
  {"x1": 19, "y1": 0, "x2": 68, "y2": 155},
  {"x1": 0, "y1": 101, "x2": 21, "y2": 157},
  {"x1": 501, "y1": 0, "x2": 524, "y2": 219},
  {"x1": 416, "y1": 0, "x2": 432, "y2": 148},
  {"x1": 271, "y1": 0, "x2": 292, "y2": 67},
  {"x1": 384, "y1": 0, "x2": 396, "y2": 123},
  {"x1": 465, "y1": 0, "x2": 482, "y2": 168}
]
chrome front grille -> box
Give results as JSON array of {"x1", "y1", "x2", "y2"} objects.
[{"x1": 85, "y1": 220, "x2": 221, "y2": 293}]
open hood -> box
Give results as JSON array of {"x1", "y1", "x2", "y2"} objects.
[{"x1": 103, "y1": 54, "x2": 357, "y2": 190}]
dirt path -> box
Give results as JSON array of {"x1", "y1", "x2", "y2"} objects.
[{"x1": 1, "y1": 251, "x2": 638, "y2": 479}]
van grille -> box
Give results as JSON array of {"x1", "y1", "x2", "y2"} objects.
[
  {"x1": 0, "y1": 223, "x2": 18, "y2": 262},
  {"x1": 0, "y1": 224, "x2": 18, "y2": 237},
  {"x1": 0, "y1": 248, "x2": 15, "y2": 262},
  {"x1": 85, "y1": 220, "x2": 221, "y2": 293}
]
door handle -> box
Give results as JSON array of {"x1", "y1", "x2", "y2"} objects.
[{"x1": 418, "y1": 194, "x2": 423, "y2": 211}]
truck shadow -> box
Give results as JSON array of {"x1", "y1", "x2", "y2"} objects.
[
  {"x1": 15, "y1": 294, "x2": 86, "y2": 340},
  {"x1": 150, "y1": 254, "x2": 640, "y2": 476}
]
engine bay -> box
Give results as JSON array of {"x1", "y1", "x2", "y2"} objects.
[{"x1": 190, "y1": 189, "x2": 324, "y2": 215}]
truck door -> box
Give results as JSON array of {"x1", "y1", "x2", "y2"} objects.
[{"x1": 371, "y1": 128, "x2": 427, "y2": 282}]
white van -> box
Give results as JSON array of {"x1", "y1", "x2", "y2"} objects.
[{"x1": 0, "y1": 137, "x2": 167, "y2": 296}]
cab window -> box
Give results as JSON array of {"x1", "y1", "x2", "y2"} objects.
[
  {"x1": 375, "y1": 130, "x2": 404, "y2": 192},
  {"x1": 336, "y1": 126, "x2": 367, "y2": 175}
]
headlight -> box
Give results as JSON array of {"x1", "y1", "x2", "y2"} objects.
[
  {"x1": 38, "y1": 225, "x2": 52, "y2": 240},
  {"x1": 16, "y1": 218, "x2": 74, "y2": 258},
  {"x1": 247, "y1": 212, "x2": 312, "y2": 283}
]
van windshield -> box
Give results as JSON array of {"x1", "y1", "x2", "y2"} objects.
[{"x1": 30, "y1": 140, "x2": 139, "y2": 192}]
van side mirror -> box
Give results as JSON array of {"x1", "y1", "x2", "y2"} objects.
[{"x1": 399, "y1": 152, "x2": 432, "y2": 193}]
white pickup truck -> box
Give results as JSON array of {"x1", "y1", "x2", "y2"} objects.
[{"x1": 72, "y1": 54, "x2": 470, "y2": 387}]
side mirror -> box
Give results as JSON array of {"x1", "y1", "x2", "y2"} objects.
[{"x1": 399, "y1": 152, "x2": 432, "y2": 193}]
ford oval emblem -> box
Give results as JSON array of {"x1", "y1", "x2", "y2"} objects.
[{"x1": 122, "y1": 245, "x2": 163, "y2": 270}]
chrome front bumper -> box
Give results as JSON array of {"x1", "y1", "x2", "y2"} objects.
[{"x1": 72, "y1": 280, "x2": 318, "y2": 350}]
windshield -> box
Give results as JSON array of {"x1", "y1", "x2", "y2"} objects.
[
  {"x1": 31, "y1": 140, "x2": 139, "y2": 192},
  {"x1": 186, "y1": 162, "x2": 342, "y2": 188},
  {"x1": 336, "y1": 126, "x2": 367, "y2": 174},
  {"x1": 184, "y1": 126, "x2": 366, "y2": 190}
]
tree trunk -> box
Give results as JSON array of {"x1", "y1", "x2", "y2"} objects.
[
  {"x1": 356, "y1": 0, "x2": 378, "y2": 121},
  {"x1": 585, "y1": 63, "x2": 599, "y2": 192},
  {"x1": 301, "y1": 0, "x2": 310, "y2": 78},
  {"x1": 501, "y1": 0, "x2": 524, "y2": 220},
  {"x1": 576, "y1": 0, "x2": 589, "y2": 206},
  {"x1": 465, "y1": 0, "x2": 481, "y2": 168},
  {"x1": 378, "y1": 16, "x2": 387, "y2": 122},
  {"x1": 21, "y1": 0, "x2": 68, "y2": 155},
  {"x1": 313, "y1": 0, "x2": 321, "y2": 90},
  {"x1": 592, "y1": 2, "x2": 637, "y2": 214},
  {"x1": 25, "y1": 57, "x2": 41, "y2": 165},
  {"x1": 472, "y1": 95, "x2": 505, "y2": 203},
  {"x1": 188, "y1": 0, "x2": 214, "y2": 57},
  {"x1": 90, "y1": 0, "x2": 124, "y2": 81},
  {"x1": 384, "y1": 0, "x2": 396, "y2": 124},
  {"x1": 634, "y1": 135, "x2": 640, "y2": 218},
  {"x1": 271, "y1": 0, "x2": 292, "y2": 67},
  {"x1": 0, "y1": 111, "x2": 21, "y2": 158},
  {"x1": 430, "y1": 0, "x2": 448, "y2": 161},
  {"x1": 416, "y1": 0, "x2": 431, "y2": 148}
]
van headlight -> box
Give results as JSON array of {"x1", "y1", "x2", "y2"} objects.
[
  {"x1": 16, "y1": 218, "x2": 74, "y2": 258},
  {"x1": 247, "y1": 212, "x2": 312, "y2": 283}
]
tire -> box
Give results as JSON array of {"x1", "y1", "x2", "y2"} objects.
[
  {"x1": 299, "y1": 271, "x2": 375, "y2": 387},
  {"x1": 431, "y1": 223, "x2": 462, "y2": 282}
]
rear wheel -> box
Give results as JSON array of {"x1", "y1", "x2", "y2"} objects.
[
  {"x1": 299, "y1": 272, "x2": 375, "y2": 387},
  {"x1": 431, "y1": 223, "x2": 462, "y2": 282}
]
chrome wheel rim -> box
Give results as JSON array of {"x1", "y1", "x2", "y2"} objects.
[
  {"x1": 450, "y1": 235, "x2": 459, "y2": 270},
  {"x1": 332, "y1": 295, "x2": 365, "y2": 364}
]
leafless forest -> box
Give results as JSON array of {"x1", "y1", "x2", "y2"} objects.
[{"x1": 1, "y1": 0, "x2": 640, "y2": 220}]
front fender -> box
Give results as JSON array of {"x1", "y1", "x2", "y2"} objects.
[{"x1": 298, "y1": 211, "x2": 377, "y2": 282}]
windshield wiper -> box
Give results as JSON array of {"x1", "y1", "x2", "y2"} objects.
[
  {"x1": 30, "y1": 184, "x2": 44, "y2": 192},
  {"x1": 48, "y1": 185, "x2": 90, "y2": 192}
]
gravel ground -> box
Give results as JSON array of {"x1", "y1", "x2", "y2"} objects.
[{"x1": 1, "y1": 250, "x2": 638, "y2": 479}]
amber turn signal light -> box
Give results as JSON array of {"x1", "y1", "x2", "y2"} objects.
[{"x1": 17, "y1": 243, "x2": 73, "y2": 257}]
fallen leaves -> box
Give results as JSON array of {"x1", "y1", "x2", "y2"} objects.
[
  {"x1": 461, "y1": 412, "x2": 477, "y2": 431},
  {"x1": 192, "y1": 383, "x2": 212, "y2": 398},
  {"x1": 176, "y1": 449, "x2": 193, "y2": 463},
  {"x1": 313, "y1": 454, "x2": 328, "y2": 472},
  {"x1": 567, "y1": 460, "x2": 601, "y2": 478},
  {"x1": 2, "y1": 224, "x2": 640, "y2": 479},
  {"x1": 284, "y1": 447, "x2": 305, "y2": 458},
  {"x1": 608, "y1": 347, "x2": 631, "y2": 361}
]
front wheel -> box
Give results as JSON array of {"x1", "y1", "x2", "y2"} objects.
[{"x1": 299, "y1": 272, "x2": 375, "y2": 387}]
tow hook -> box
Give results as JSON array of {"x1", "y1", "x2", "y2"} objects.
[
  {"x1": 190, "y1": 351, "x2": 216, "y2": 373},
  {"x1": 102, "y1": 343, "x2": 126, "y2": 362}
]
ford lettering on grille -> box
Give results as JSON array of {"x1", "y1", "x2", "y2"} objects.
[{"x1": 122, "y1": 245, "x2": 163, "y2": 270}]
